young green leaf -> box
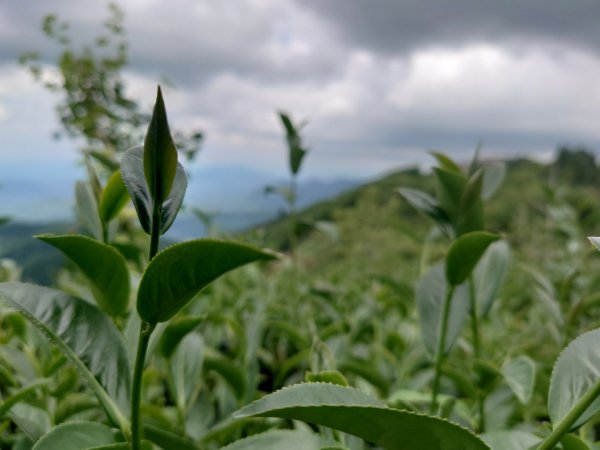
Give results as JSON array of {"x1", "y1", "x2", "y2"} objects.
[
  {"x1": 548, "y1": 328, "x2": 600, "y2": 431},
  {"x1": 36, "y1": 234, "x2": 130, "y2": 317},
  {"x1": 0, "y1": 282, "x2": 131, "y2": 430},
  {"x1": 137, "y1": 239, "x2": 278, "y2": 323},
  {"x1": 279, "y1": 112, "x2": 307, "y2": 175},
  {"x1": 481, "y1": 163, "x2": 506, "y2": 200},
  {"x1": 559, "y1": 434, "x2": 593, "y2": 450},
  {"x1": 480, "y1": 430, "x2": 540, "y2": 450},
  {"x1": 76, "y1": 180, "x2": 103, "y2": 241},
  {"x1": 397, "y1": 187, "x2": 453, "y2": 236},
  {"x1": 473, "y1": 240, "x2": 510, "y2": 317},
  {"x1": 458, "y1": 168, "x2": 485, "y2": 234},
  {"x1": 430, "y1": 151, "x2": 463, "y2": 174},
  {"x1": 99, "y1": 170, "x2": 130, "y2": 224},
  {"x1": 144, "y1": 86, "x2": 178, "y2": 205},
  {"x1": 204, "y1": 347, "x2": 247, "y2": 400},
  {"x1": 417, "y1": 263, "x2": 469, "y2": 355},
  {"x1": 433, "y1": 168, "x2": 468, "y2": 225},
  {"x1": 234, "y1": 383, "x2": 489, "y2": 450},
  {"x1": 218, "y1": 430, "x2": 322, "y2": 450},
  {"x1": 169, "y1": 332, "x2": 204, "y2": 412},
  {"x1": 121, "y1": 146, "x2": 187, "y2": 235},
  {"x1": 32, "y1": 422, "x2": 120, "y2": 450},
  {"x1": 445, "y1": 232, "x2": 500, "y2": 286},
  {"x1": 501, "y1": 356, "x2": 536, "y2": 405}
]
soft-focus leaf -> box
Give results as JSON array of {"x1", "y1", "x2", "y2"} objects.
[
  {"x1": 144, "y1": 86, "x2": 178, "y2": 204},
  {"x1": 169, "y1": 333, "x2": 204, "y2": 411},
  {"x1": 159, "y1": 315, "x2": 204, "y2": 357},
  {"x1": 501, "y1": 356, "x2": 536, "y2": 405},
  {"x1": 204, "y1": 347, "x2": 247, "y2": 400},
  {"x1": 0, "y1": 282, "x2": 130, "y2": 429},
  {"x1": 235, "y1": 383, "x2": 489, "y2": 450},
  {"x1": 121, "y1": 146, "x2": 187, "y2": 235},
  {"x1": 458, "y1": 169, "x2": 485, "y2": 234},
  {"x1": 430, "y1": 151, "x2": 462, "y2": 174},
  {"x1": 588, "y1": 237, "x2": 600, "y2": 252},
  {"x1": 36, "y1": 234, "x2": 130, "y2": 316},
  {"x1": 99, "y1": 170, "x2": 130, "y2": 224},
  {"x1": 548, "y1": 328, "x2": 600, "y2": 431},
  {"x1": 481, "y1": 163, "x2": 506, "y2": 200},
  {"x1": 474, "y1": 240, "x2": 510, "y2": 317},
  {"x1": 143, "y1": 424, "x2": 199, "y2": 450},
  {"x1": 445, "y1": 232, "x2": 500, "y2": 286},
  {"x1": 9, "y1": 403, "x2": 51, "y2": 442},
  {"x1": 76, "y1": 181, "x2": 103, "y2": 241},
  {"x1": 480, "y1": 430, "x2": 540, "y2": 450},
  {"x1": 433, "y1": 168, "x2": 467, "y2": 224},
  {"x1": 32, "y1": 422, "x2": 119, "y2": 450},
  {"x1": 417, "y1": 263, "x2": 469, "y2": 355},
  {"x1": 218, "y1": 430, "x2": 322, "y2": 450},
  {"x1": 137, "y1": 239, "x2": 277, "y2": 323},
  {"x1": 397, "y1": 188, "x2": 453, "y2": 236},
  {"x1": 560, "y1": 434, "x2": 593, "y2": 450},
  {"x1": 280, "y1": 112, "x2": 307, "y2": 175}
]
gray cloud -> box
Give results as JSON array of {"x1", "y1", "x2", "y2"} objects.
[{"x1": 298, "y1": 1, "x2": 600, "y2": 56}]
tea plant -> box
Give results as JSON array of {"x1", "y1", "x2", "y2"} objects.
[{"x1": 0, "y1": 87, "x2": 276, "y2": 449}]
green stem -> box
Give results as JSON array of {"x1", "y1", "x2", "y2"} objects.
[
  {"x1": 468, "y1": 276, "x2": 485, "y2": 432},
  {"x1": 131, "y1": 321, "x2": 155, "y2": 450},
  {"x1": 430, "y1": 285, "x2": 455, "y2": 414},
  {"x1": 537, "y1": 377, "x2": 600, "y2": 450},
  {"x1": 288, "y1": 176, "x2": 298, "y2": 261},
  {"x1": 149, "y1": 206, "x2": 161, "y2": 261}
]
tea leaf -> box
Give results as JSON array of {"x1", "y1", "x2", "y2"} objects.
[
  {"x1": 433, "y1": 168, "x2": 467, "y2": 225},
  {"x1": 397, "y1": 187, "x2": 453, "y2": 236},
  {"x1": 36, "y1": 234, "x2": 130, "y2": 317},
  {"x1": 473, "y1": 240, "x2": 510, "y2": 317},
  {"x1": 99, "y1": 170, "x2": 129, "y2": 224},
  {"x1": 137, "y1": 239, "x2": 277, "y2": 323},
  {"x1": 548, "y1": 328, "x2": 600, "y2": 431},
  {"x1": 144, "y1": 86, "x2": 178, "y2": 204},
  {"x1": 235, "y1": 383, "x2": 489, "y2": 449},
  {"x1": 169, "y1": 332, "x2": 204, "y2": 411},
  {"x1": 280, "y1": 112, "x2": 307, "y2": 175},
  {"x1": 32, "y1": 422, "x2": 119, "y2": 450},
  {"x1": 445, "y1": 232, "x2": 500, "y2": 286},
  {"x1": 501, "y1": 356, "x2": 536, "y2": 405},
  {"x1": 481, "y1": 163, "x2": 506, "y2": 200},
  {"x1": 560, "y1": 434, "x2": 593, "y2": 450},
  {"x1": 121, "y1": 146, "x2": 187, "y2": 235},
  {"x1": 0, "y1": 282, "x2": 130, "y2": 430},
  {"x1": 76, "y1": 181, "x2": 103, "y2": 241},
  {"x1": 204, "y1": 347, "x2": 247, "y2": 400},
  {"x1": 430, "y1": 151, "x2": 463, "y2": 174},
  {"x1": 480, "y1": 430, "x2": 540, "y2": 450},
  {"x1": 458, "y1": 168, "x2": 485, "y2": 234},
  {"x1": 417, "y1": 263, "x2": 469, "y2": 355},
  {"x1": 218, "y1": 430, "x2": 322, "y2": 450}
]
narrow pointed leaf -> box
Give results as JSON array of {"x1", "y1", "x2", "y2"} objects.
[
  {"x1": 36, "y1": 234, "x2": 130, "y2": 317},
  {"x1": 32, "y1": 422, "x2": 119, "y2": 450},
  {"x1": 99, "y1": 170, "x2": 130, "y2": 224},
  {"x1": 137, "y1": 239, "x2": 278, "y2": 323},
  {"x1": 169, "y1": 333, "x2": 204, "y2": 411},
  {"x1": 218, "y1": 430, "x2": 322, "y2": 450},
  {"x1": 458, "y1": 168, "x2": 485, "y2": 233},
  {"x1": 280, "y1": 112, "x2": 307, "y2": 175},
  {"x1": 144, "y1": 86, "x2": 178, "y2": 204},
  {"x1": 417, "y1": 263, "x2": 469, "y2": 355},
  {"x1": 121, "y1": 146, "x2": 186, "y2": 235},
  {"x1": 0, "y1": 283, "x2": 130, "y2": 429},
  {"x1": 430, "y1": 151, "x2": 462, "y2": 174},
  {"x1": 445, "y1": 232, "x2": 500, "y2": 286},
  {"x1": 501, "y1": 356, "x2": 536, "y2": 405},
  {"x1": 235, "y1": 383, "x2": 489, "y2": 450},
  {"x1": 548, "y1": 328, "x2": 600, "y2": 431}
]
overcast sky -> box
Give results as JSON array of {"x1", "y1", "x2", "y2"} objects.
[{"x1": 2, "y1": 0, "x2": 600, "y2": 213}]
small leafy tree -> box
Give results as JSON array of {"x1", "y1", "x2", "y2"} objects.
[{"x1": 19, "y1": 3, "x2": 202, "y2": 170}]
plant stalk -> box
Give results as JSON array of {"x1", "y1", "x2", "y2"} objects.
[
  {"x1": 132, "y1": 204, "x2": 161, "y2": 449},
  {"x1": 131, "y1": 321, "x2": 155, "y2": 450},
  {"x1": 430, "y1": 285, "x2": 455, "y2": 414},
  {"x1": 537, "y1": 377, "x2": 600, "y2": 450},
  {"x1": 468, "y1": 276, "x2": 485, "y2": 432}
]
